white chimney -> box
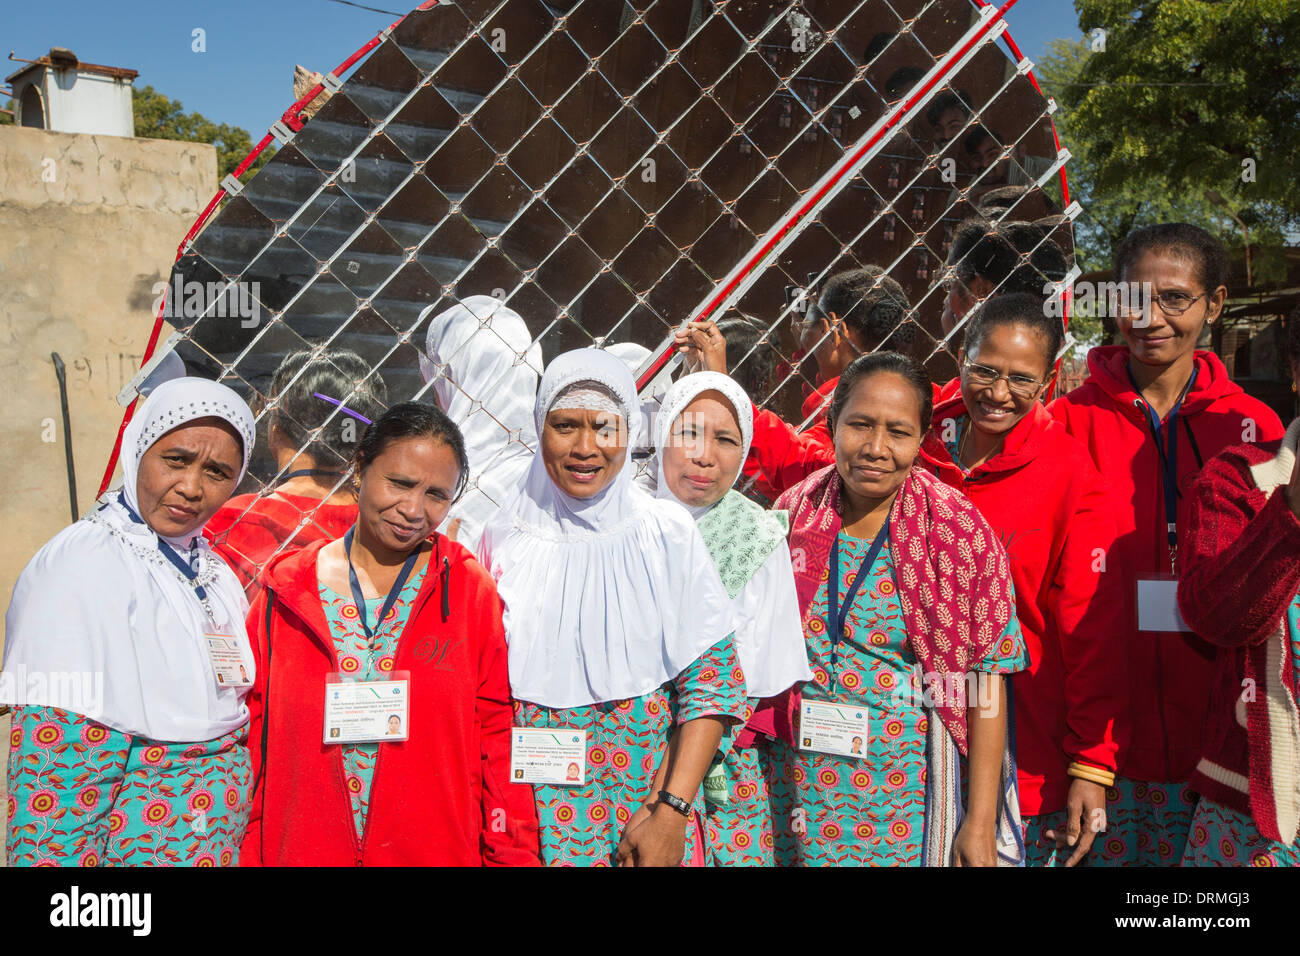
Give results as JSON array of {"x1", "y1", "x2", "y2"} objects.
[{"x1": 6, "y1": 48, "x2": 137, "y2": 137}]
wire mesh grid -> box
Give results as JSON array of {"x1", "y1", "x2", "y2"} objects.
[{"x1": 110, "y1": 0, "x2": 1074, "y2": 578}]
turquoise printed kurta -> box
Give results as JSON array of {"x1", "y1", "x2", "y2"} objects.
[
  {"x1": 516, "y1": 638, "x2": 747, "y2": 866},
  {"x1": 318, "y1": 566, "x2": 426, "y2": 841},
  {"x1": 6, "y1": 705, "x2": 249, "y2": 866},
  {"x1": 772, "y1": 530, "x2": 1027, "y2": 866}
]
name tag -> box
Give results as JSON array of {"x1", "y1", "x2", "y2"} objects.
[
  {"x1": 205, "y1": 632, "x2": 252, "y2": 688},
  {"x1": 323, "y1": 673, "x2": 410, "y2": 744},
  {"x1": 510, "y1": 728, "x2": 587, "y2": 785},
  {"x1": 1136, "y1": 577, "x2": 1192, "y2": 633},
  {"x1": 799, "y1": 698, "x2": 869, "y2": 760}
]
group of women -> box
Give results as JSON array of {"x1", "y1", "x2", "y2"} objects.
[{"x1": 4, "y1": 221, "x2": 1299, "y2": 867}]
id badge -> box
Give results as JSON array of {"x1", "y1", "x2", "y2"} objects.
[
  {"x1": 798, "y1": 698, "x2": 869, "y2": 760},
  {"x1": 510, "y1": 728, "x2": 587, "y2": 785},
  {"x1": 1136, "y1": 576, "x2": 1192, "y2": 633},
  {"x1": 323, "y1": 672, "x2": 410, "y2": 744},
  {"x1": 205, "y1": 632, "x2": 253, "y2": 688}
]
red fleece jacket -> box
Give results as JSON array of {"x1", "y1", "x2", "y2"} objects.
[
  {"x1": 205, "y1": 493, "x2": 357, "y2": 598},
  {"x1": 919, "y1": 399, "x2": 1128, "y2": 816},
  {"x1": 1050, "y1": 346, "x2": 1284, "y2": 783},
  {"x1": 744, "y1": 377, "x2": 837, "y2": 496},
  {"x1": 239, "y1": 536, "x2": 540, "y2": 866}
]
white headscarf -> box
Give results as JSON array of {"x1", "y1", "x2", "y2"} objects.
[
  {"x1": 2, "y1": 378, "x2": 257, "y2": 742},
  {"x1": 477, "y1": 349, "x2": 737, "y2": 709},
  {"x1": 418, "y1": 295, "x2": 542, "y2": 552},
  {"x1": 606, "y1": 341, "x2": 651, "y2": 375},
  {"x1": 653, "y1": 373, "x2": 813, "y2": 699}
]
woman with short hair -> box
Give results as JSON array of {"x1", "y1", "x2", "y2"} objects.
[
  {"x1": 239, "y1": 402, "x2": 539, "y2": 866},
  {"x1": 206, "y1": 348, "x2": 387, "y2": 598},
  {"x1": 771, "y1": 352, "x2": 1028, "y2": 866}
]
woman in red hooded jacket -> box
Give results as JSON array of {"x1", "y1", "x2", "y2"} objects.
[
  {"x1": 1051, "y1": 223, "x2": 1284, "y2": 866},
  {"x1": 240, "y1": 402, "x2": 539, "y2": 866},
  {"x1": 919, "y1": 293, "x2": 1127, "y2": 866}
]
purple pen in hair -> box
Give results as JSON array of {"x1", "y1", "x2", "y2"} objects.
[{"x1": 314, "y1": 392, "x2": 374, "y2": 425}]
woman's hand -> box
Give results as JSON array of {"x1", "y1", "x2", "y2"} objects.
[
  {"x1": 951, "y1": 818, "x2": 997, "y2": 867},
  {"x1": 673, "y1": 320, "x2": 728, "y2": 374},
  {"x1": 1044, "y1": 777, "x2": 1107, "y2": 867},
  {"x1": 615, "y1": 804, "x2": 689, "y2": 867},
  {"x1": 620, "y1": 799, "x2": 655, "y2": 843}
]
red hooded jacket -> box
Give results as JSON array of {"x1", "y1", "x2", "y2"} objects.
[
  {"x1": 239, "y1": 536, "x2": 540, "y2": 866},
  {"x1": 1050, "y1": 346, "x2": 1284, "y2": 783},
  {"x1": 919, "y1": 398, "x2": 1128, "y2": 815},
  {"x1": 744, "y1": 377, "x2": 837, "y2": 496}
]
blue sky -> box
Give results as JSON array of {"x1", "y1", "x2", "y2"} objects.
[{"x1": 4, "y1": 0, "x2": 1084, "y2": 138}]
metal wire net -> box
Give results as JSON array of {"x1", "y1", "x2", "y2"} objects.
[{"x1": 121, "y1": 0, "x2": 1073, "y2": 575}]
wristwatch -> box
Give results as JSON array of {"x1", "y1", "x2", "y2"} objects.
[{"x1": 657, "y1": 789, "x2": 691, "y2": 817}]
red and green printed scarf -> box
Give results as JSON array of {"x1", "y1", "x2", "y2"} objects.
[{"x1": 775, "y1": 462, "x2": 1015, "y2": 755}]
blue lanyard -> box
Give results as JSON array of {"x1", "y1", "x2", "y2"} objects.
[
  {"x1": 344, "y1": 527, "x2": 420, "y2": 645},
  {"x1": 116, "y1": 492, "x2": 207, "y2": 600},
  {"x1": 826, "y1": 517, "x2": 890, "y2": 692},
  {"x1": 1127, "y1": 366, "x2": 1198, "y2": 563}
]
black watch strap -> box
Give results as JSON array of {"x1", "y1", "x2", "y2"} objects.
[{"x1": 657, "y1": 789, "x2": 691, "y2": 817}]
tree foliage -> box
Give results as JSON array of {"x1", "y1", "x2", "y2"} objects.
[
  {"x1": 1036, "y1": 6, "x2": 1297, "y2": 346},
  {"x1": 1072, "y1": 0, "x2": 1299, "y2": 220},
  {"x1": 1037, "y1": 38, "x2": 1223, "y2": 275},
  {"x1": 132, "y1": 85, "x2": 274, "y2": 180}
]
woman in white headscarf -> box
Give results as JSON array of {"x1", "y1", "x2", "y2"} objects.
[
  {"x1": 653, "y1": 371, "x2": 812, "y2": 866},
  {"x1": 478, "y1": 348, "x2": 747, "y2": 867},
  {"x1": 3, "y1": 377, "x2": 257, "y2": 867},
  {"x1": 419, "y1": 295, "x2": 542, "y2": 552}
]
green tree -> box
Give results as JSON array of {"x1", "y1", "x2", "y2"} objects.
[
  {"x1": 1038, "y1": 39, "x2": 1220, "y2": 273},
  {"x1": 1065, "y1": 1, "x2": 1295, "y2": 279},
  {"x1": 132, "y1": 85, "x2": 274, "y2": 180},
  {"x1": 1, "y1": 97, "x2": 13, "y2": 125},
  {"x1": 1035, "y1": 18, "x2": 1294, "y2": 347}
]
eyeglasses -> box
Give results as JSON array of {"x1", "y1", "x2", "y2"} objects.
[
  {"x1": 1108, "y1": 289, "x2": 1208, "y2": 317},
  {"x1": 962, "y1": 360, "x2": 1049, "y2": 398}
]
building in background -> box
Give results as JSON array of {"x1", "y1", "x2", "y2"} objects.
[{"x1": 6, "y1": 48, "x2": 138, "y2": 137}]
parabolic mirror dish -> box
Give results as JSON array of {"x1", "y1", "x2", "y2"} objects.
[{"x1": 127, "y1": 0, "x2": 1071, "y2": 566}]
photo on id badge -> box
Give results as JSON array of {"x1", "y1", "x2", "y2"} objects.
[
  {"x1": 510, "y1": 728, "x2": 587, "y2": 785},
  {"x1": 206, "y1": 632, "x2": 252, "y2": 688}
]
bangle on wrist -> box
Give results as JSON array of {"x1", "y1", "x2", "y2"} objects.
[
  {"x1": 1067, "y1": 761, "x2": 1115, "y2": 787},
  {"x1": 657, "y1": 789, "x2": 691, "y2": 817}
]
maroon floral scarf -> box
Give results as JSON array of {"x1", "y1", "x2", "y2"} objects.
[{"x1": 775, "y1": 463, "x2": 1015, "y2": 755}]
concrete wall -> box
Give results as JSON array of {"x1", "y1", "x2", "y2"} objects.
[{"x1": 0, "y1": 125, "x2": 217, "y2": 654}]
